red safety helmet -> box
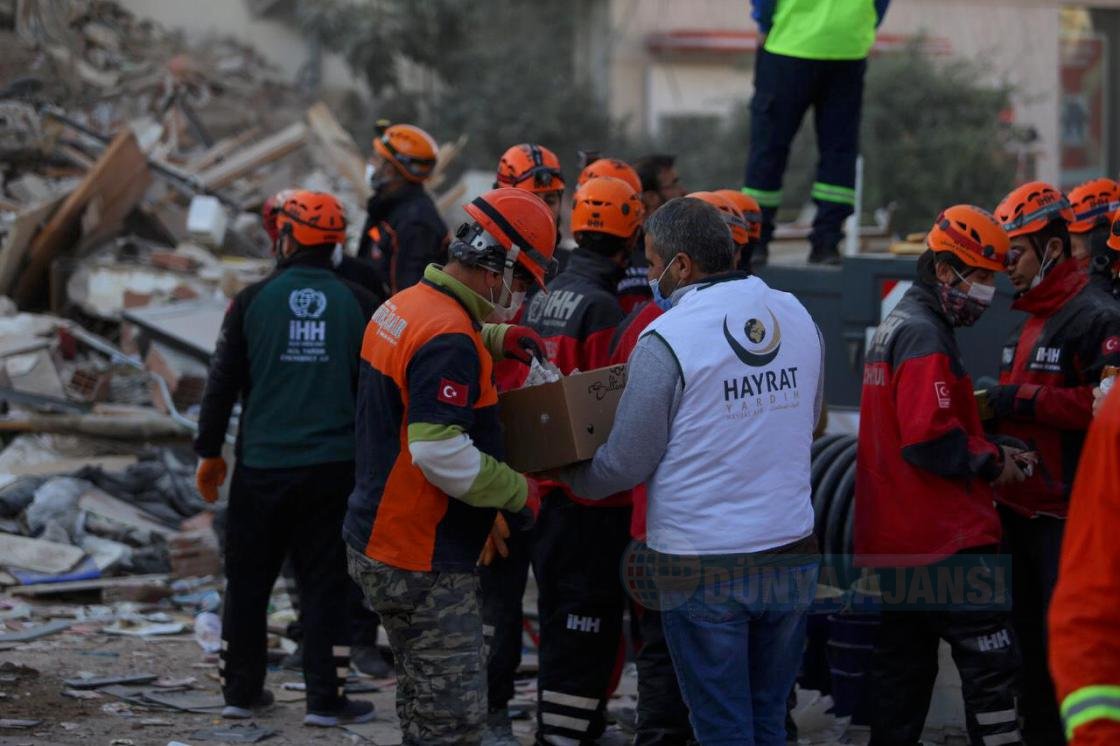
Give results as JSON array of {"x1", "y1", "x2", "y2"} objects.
[
  {"x1": 995, "y1": 181, "x2": 1074, "y2": 238},
  {"x1": 571, "y1": 176, "x2": 644, "y2": 238},
  {"x1": 688, "y1": 191, "x2": 750, "y2": 246},
  {"x1": 927, "y1": 204, "x2": 1009, "y2": 272},
  {"x1": 715, "y1": 189, "x2": 763, "y2": 242},
  {"x1": 1066, "y1": 178, "x2": 1120, "y2": 234},
  {"x1": 495, "y1": 144, "x2": 565, "y2": 194},
  {"x1": 373, "y1": 122, "x2": 438, "y2": 183},
  {"x1": 275, "y1": 190, "x2": 347, "y2": 247},
  {"x1": 577, "y1": 158, "x2": 642, "y2": 195},
  {"x1": 453, "y1": 188, "x2": 558, "y2": 289},
  {"x1": 262, "y1": 189, "x2": 297, "y2": 243}
]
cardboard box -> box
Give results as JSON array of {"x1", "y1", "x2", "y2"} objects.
[{"x1": 499, "y1": 365, "x2": 628, "y2": 473}]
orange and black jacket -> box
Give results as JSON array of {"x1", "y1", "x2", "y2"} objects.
[
  {"x1": 1049, "y1": 387, "x2": 1120, "y2": 745},
  {"x1": 356, "y1": 182, "x2": 449, "y2": 297},
  {"x1": 343, "y1": 264, "x2": 529, "y2": 573},
  {"x1": 855, "y1": 282, "x2": 1003, "y2": 566},
  {"x1": 992, "y1": 258, "x2": 1120, "y2": 517}
]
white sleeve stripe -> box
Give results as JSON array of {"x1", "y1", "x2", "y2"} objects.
[{"x1": 409, "y1": 434, "x2": 481, "y2": 498}]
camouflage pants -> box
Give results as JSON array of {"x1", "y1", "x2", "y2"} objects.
[{"x1": 347, "y1": 547, "x2": 486, "y2": 745}]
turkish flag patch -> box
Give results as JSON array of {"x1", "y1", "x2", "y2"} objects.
[
  {"x1": 1103, "y1": 336, "x2": 1120, "y2": 355},
  {"x1": 437, "y1": 378, "x2": 469, "y2": 407}
]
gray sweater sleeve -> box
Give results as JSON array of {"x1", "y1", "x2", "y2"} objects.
[
  {"x1": 814, "y1": 324, "x2": 826, "y2": 425},
  {"x1": 559, "y1": 333, "x2": 683, "y2": 499}
]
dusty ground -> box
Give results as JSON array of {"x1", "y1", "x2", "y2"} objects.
[
  {"x1": 0, "y1": 600, "x2": 967, "y2": 745},
  {"x1": 0, "y1": 621, "x2": 634, "y2": 746}
]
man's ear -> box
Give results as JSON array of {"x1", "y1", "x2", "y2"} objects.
[
  {"x1": 676, "y1": 252, "x2": 694, "y2": 281},
  {"x1": 933, "y1": 259, "x2": 955, "y2": 285},
  {"x1": 1045, "y1": 236, "x2": 1066, "y2": 262}
]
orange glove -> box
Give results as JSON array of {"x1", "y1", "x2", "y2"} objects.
[
  {"x1": 195, "y1": 457, "x2": 228, "y2": 503},
  {"x1": 478, "y1": 513, "x2": 511, "y2": 567}
]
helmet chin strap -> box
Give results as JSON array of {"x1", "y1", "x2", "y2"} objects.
[{"x1": 498, "y1": 244, "x2": 522, "y2": 308}]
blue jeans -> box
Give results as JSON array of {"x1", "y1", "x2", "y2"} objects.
[{"x1": 661, "y1": 559, "x2": 819, "y2": 746}]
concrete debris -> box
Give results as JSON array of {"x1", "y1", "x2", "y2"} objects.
[
  {"x1": 63, "y1": 672, "x2": 158, "y2": 690},
  {"x1": 0, "y1": 3, "x2": 471, "y2": 741},
  {"x1": 189, "y1": 723, "x2": 277, "y2": 743}
]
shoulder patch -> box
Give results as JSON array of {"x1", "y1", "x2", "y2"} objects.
[
  {"x1": 437, "y1": 378, "x2": 469, "y2": 407},
  {"x1": 934, "y1": 381, "x2": 952, "y2": 408},
  {"x1": 1103, "y1": 336, "x2": 1120, "y2": 355}
]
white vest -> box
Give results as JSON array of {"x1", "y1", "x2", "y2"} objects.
[{"x1": 641, "y1": 275, "x2": 820, "y2": 555}]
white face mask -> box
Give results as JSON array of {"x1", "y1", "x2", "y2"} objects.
[
  {"x1": 487, "y1": 289, "x2": 526, "y2": 323},
  {"x1": 953, "y1": 268, "x2": 996, "y2": 304},
  {"x1": 1030, "y1": 252, "x2": 1057, "y2": 290}
]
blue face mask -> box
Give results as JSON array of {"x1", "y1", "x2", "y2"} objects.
[{"x1": 649, "y1": 260, "x2": 678, "y2": 312}]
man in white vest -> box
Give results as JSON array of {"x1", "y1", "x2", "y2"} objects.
[{"x1": 559, "y1": 196, "x2": 823, "y2": 746}]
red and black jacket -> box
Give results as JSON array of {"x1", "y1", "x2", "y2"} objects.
[
  {"x1": 524, "y1": 248, "x2": 625, "y2": 375},
  {"x1": 992, "y1": 258, "x2": 1120, "y2": 517},
  {"x1": 524, "y1": 248, "x2": 628, "y2": 507},
  {"x1": 616, "y1": 246, "x2": 651, "y2": 315},
  {"x1": 356, "y1": 182, "x2": 449, "y2": 296},
  {"x1": 855, "y1": 282, "x2": 1003, "y2": 566}
]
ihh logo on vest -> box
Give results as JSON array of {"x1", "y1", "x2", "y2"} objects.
[
  {"x1": 282, "y1": 288, "x2": 329, "y2": 363},
  {"x1": 290, "y1": 288, "x2": 327, "y2": 319},
  {"x1": 720, "y1": 308, "x2": 801, "y2": 419}
]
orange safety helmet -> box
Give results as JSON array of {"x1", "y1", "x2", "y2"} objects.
[
  {"x1": 927, "y1": 204, "x2": 1009, "y2": 272},
  {"x1": 995, "y1": 181, "x2": 1074, "y2": 238},
  {"x1": 1066, "y1": 178, "x2": 1120, "y2": 234},
  {"x1": 577, "y1": 158, "x2": 642, "y2": 195},
  {"x1": 373, "y1": 122, "x2": 438, "y2": 183},
  {"x1": 571, "y1": 177, "x2": 644, "y2": 239},
  {"x1": 715, "y1": 189, "x2": 763, "y2": 242},
  {"x1": 262, "y1": 188, "x2": 297, "y2": 243},
  {"x1": 455, "y1": 188, "x2": 558, "y2": 289},
  {"x1": 495, "y1": 143, "x2": 565, "y2": 194},
  {"x1": 275, "y1": 190, "x2": 347, "y2": 246},
  {"x1": 688, "y1": 191, "x2": 750, "y2": 246},
  {"x1": 1109, "y1": 211, "x2": 1120, "y2": 253}
]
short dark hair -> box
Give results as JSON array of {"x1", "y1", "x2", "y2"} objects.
[
  {"x1": 632, "y1": 154, "x2": 676, "y2": 193},
  {"x1": 645, "y1": 197, "x2": 734, "y2": 274},
  {"x1": 917, "y1": 248, "x2": 968, "y2": 285},
  {"x1": 1028, "y1": 218, "x2": 1072, "y2": 258},
  {"x1": 574, "y1": 231, "x2": 630, "y2": 258}
]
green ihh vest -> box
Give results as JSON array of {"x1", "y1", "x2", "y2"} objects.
[{"x1": 765, "y1": 0, "x2": 878, "y2": 61}]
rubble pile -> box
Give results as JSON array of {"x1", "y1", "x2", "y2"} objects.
[
  {"x1": 0, "y1": 0, "x2": 387, "y2": 651},
  {"x1": 0, "y1": 5, "x2": 485, "y2": 739}
]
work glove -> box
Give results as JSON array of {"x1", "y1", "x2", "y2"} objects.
[
  {"x1": 502, "y1": 325, "x2": 546, "y2": 365},
  {"x1": 195, "y1": 457, "x2": 228, "y2": 503},
  {"x1": 985, "y1": 384, "x2": 1040, "y2": 420},
  {"x1": 478, "y1": 513, "x2": 511, "y2": 567},
  {"x1": 509, "y1": 476, "x2": 542, "y2": 532}
]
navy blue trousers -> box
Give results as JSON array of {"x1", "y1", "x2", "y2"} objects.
[{"x1": 745, "y1": 48, "x2": 866, "y2": 254}]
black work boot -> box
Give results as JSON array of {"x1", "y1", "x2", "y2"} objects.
[
  {"x1": 807, "y1": 241, "x2": 842, "y2": 265},
  {"x1": 350, "y1": 644, "x2": 392, "y2": 678}
]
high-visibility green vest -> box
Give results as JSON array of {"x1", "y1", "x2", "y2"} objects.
[{"x1": 764, "y1": 0, "x2": 878, "y2": 61}]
